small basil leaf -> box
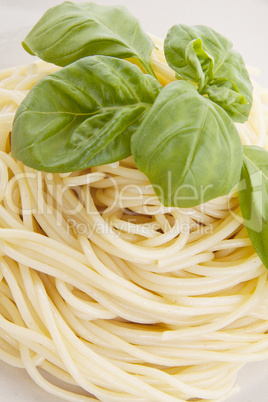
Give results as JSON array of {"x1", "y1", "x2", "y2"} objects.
[
  {"x1": 131, "y1": 80, "x2": 243, "y2": 208},
  {"x1": 184, "y1": 38, "x2": 214, "y2": 88},
  {"x1": 22, "y1": 1, "x2": 155, "y2": 74},
  {"x1": 201, "y1": 77, "x2": 249, "y2": 122},
  {"x1": 164, "y1": 24, "x2": 232, "y2": 89},
  {"x1": 209, "y1": 49, "x2": 253, "y2": 122},
  {"x1": 238, "y1": 145, "x2": 268, "y2": 268},
  {"x1": 11, "y1": 56, "x2": 161, "y2": 172}
]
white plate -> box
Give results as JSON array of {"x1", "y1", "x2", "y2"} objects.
[{"x1": 0, "y1": 1, "x2": 268, "y2": 401}]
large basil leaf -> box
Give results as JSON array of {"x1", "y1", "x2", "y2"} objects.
[
  {"x1": 11, "y1": 56, "x2": 161, "y2": 173},
  {"x1": 22, "y1": 1, "x2": 155, "y2": 74},
  {"x1": 238, "y1": 145, "x2": 268, "y2": 269},
  {"x1": 131, "y1": 80, "x2": 243, "y2": 208},
  {"x1": 164, "y1": 24, "x2": 252, "y2": 122}
]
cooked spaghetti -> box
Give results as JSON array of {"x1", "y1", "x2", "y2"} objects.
[{"x1": 0, "y1": 40, "x2": 268, "y2": 402}]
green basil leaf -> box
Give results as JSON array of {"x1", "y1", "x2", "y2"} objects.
[
  {"x1": 164, "y1": 24, "x2": 232, "y2": 89},
  {"x1": 22, "y1": 1, "x2": 155, "y2": 75},
  {"x1": 201, "y1": 77, "x2": 248, "y2": 122},
  {"x1": 238, "y1": 145, "x2": 268, "y2": 268},
  {"x1": 183, "y1": 37, "x2": 214, "y2": 88},
  {"x1": 11, "y1": 56, "x2": 161, "y2": 172},
  {"x1": 131, "y1": 80, "x2": 243, "y2": 208},
  {"x1": 202, "y1": 50, "x2": 253, "y2": 122},
  {"x1": 164, "y1": 24, "x2": 252, "y2": 122}
]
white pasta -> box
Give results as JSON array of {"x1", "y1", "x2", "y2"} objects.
[{"x1": 0, "y1": 45, "x2": 268, "y2": 402}]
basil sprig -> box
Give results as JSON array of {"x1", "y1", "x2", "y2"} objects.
[
  {"x1": 238, "y1": 146, "x2": 268, "y2": 268},
  {"x1": 11, "y1": 2, "x2": 251, "y2": 202},
  {"x1": 164, "y1": 24, "x2": 252, "y2": 122},
  {"x1": 12, "y1": 1, "x2": 268, "y2": 269}
]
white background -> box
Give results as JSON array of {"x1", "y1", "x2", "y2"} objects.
[{"x1": 0, "y1": 0, "x2": 268, "y2": 401}]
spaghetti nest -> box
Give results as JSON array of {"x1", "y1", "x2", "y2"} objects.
[{"x1": 0, "y1": 44, "x2": 268, "y2": 401}]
